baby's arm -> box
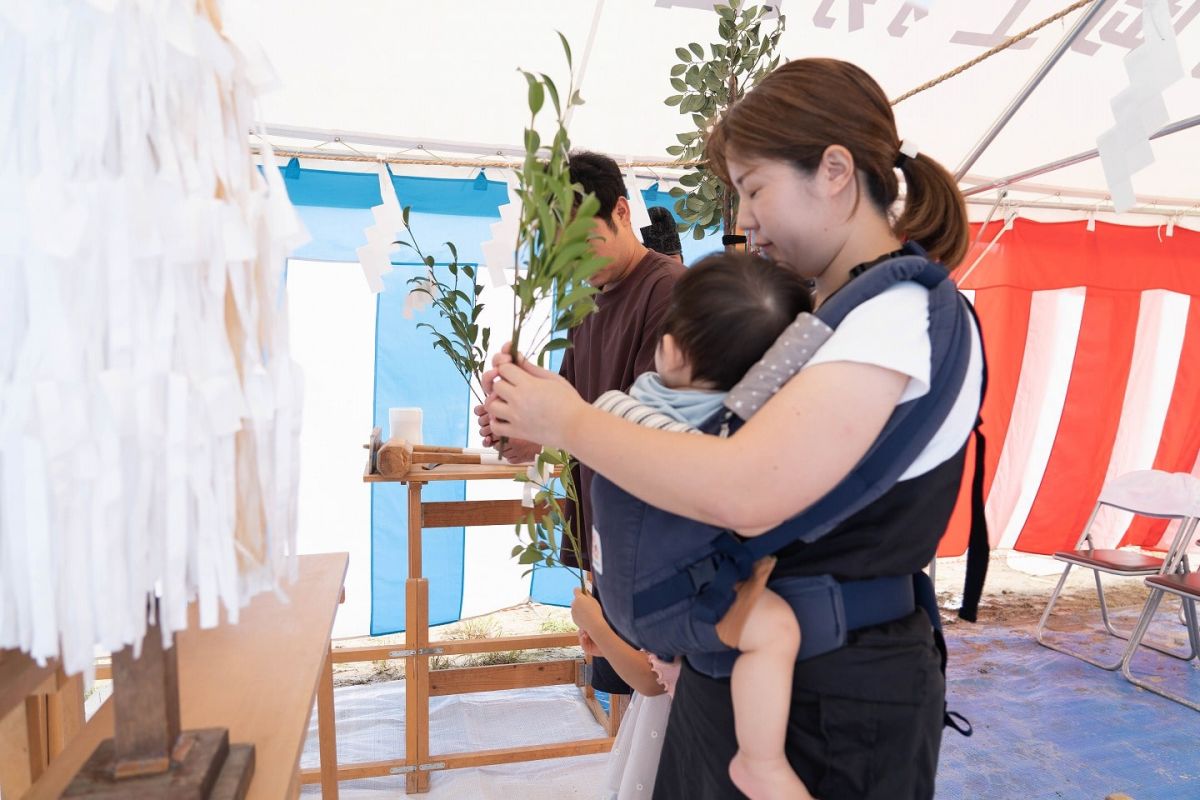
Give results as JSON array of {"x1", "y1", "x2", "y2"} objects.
[{"x1": 571, "y1": 588, "x2": 664, "y2": 697}]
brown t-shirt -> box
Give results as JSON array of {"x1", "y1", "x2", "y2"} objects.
[{"x1": 559, "y1": 249, "x2": 685, "y2": 569}]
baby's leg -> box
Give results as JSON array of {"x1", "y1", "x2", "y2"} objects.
[{"x1": 728, "y1": 589, "x2": 813, "y2": 800}]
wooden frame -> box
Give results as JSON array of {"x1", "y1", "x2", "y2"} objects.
[
  {"x1": 298, "y1": 432, "x2": 616, "y2": 793},
  {"x1": 0, "y1": 659, "x2": 85, "y2": 798}
]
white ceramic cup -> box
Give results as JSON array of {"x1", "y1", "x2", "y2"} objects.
[{"x1": 389, "y1": 407, "x2": 423, "y2": 445}]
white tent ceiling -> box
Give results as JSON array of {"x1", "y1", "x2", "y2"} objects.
[{"x1": 239, "y1": 0, "x2": 1200, "y2": 208}]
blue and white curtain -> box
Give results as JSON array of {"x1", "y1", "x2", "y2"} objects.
[{"x1": 280, "y1": 159, "x2": 719, "y2": 636}]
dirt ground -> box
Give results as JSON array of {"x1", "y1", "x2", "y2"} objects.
[{"x1": 329, "y1": 550, "x2": 1151, "y2": 687}]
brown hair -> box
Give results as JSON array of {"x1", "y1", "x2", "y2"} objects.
[
  {"x1": 660, "y1": 252, "x2": 813, "y2": 391},
  {"x1": 707, "y1": 58, "x2": 969, "y2": 267}
]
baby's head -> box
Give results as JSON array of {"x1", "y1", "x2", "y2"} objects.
[{"x1": 656, "y1": 252, "x2": 814, "y2": 391}]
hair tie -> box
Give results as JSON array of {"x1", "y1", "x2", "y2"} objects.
[{"x1": 894, "y1": 139, "x2": 920, "y2": 169}]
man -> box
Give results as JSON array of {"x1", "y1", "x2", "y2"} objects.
[{"x1": 476, "y1": 151, "x2": 685, "y2": 695}]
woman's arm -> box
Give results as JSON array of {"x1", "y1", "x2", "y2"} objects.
[
  {"x1": 486, "y1": 357, "x2": 907, "y2": 532},
  {"x1": 571, "y1": 589, "x2": 663, "y2": 697}
]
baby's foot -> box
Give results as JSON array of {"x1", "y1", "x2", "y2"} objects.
[{"x1": 729, "y1": 751, "x2": 813, "y2": 800}]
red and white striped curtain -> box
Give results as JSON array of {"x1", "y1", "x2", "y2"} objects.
[{"x1": 938, "y1": 219, "x2": 1200, "y2": 557}]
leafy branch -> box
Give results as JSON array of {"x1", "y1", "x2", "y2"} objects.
[
  {"x1": 399, "y1": 211, "x2": 490, "y2": 405},
  {"x1": 508, "y1": 32, "x2": 610, "y2": 366},
  {"x1": 505, "y1": 33, "x2": 610, "y2": 591},
  {"x1": 511, "y1": 447, "x2": 586, "y2": 589},
  {"x1": 665, "y1": 1, "x2": 786, "y2": 241}
]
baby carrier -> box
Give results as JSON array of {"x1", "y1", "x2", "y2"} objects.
[{"x1": 589, "y1": 243, "x2": 989, "y2": 696}]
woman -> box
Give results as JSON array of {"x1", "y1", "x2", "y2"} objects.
[{"x1": 485, "y1": 58, "x2": 982, "y2": 799}]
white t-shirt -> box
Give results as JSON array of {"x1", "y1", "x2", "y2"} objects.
[{"x1": 803, "y1": 282, "x2": 984, "y2": 481}]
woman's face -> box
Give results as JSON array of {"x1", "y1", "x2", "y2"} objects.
[{"x1": 725, "y1": 148, "x2": 853, "y2": 281}]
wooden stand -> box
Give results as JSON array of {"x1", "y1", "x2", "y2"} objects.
[
  {"x1": 24, "y1": 553, "x2": 348, "y2": 800},
  {"x1": 298, "y1": 430, "x2": 615, "y2": 793},
  {"x1": 60, "y1": 606, "x2": 254, "y2": 799}
]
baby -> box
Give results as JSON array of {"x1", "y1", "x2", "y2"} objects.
[{"x1": 594, "y1": 251, "x2": 815, "y2": 799}]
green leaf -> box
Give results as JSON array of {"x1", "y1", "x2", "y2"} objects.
[
  {"x1": 511, "y1": 545, "x2": 524, "y2": 557},
  {"x1": 402, "y1": 206, "x2": 411, "y2": 227},
  {"x1": 666, "y1": 145, "x2": 685, "y2": 157},
  {"x1": 714, "y1": 3, "x2": 735, "y2": 19},
  {"x1": 692, "y1": 225, "x2": 707, "y2": 240},
  {"x1": 524, "y1": 127, "x2": 541, "y2": 153},
  {"x1": 689, "y1": 42, "x2": 704, "y2": 58},
  {"x1": 670, "y1": 63, "x2": 687, "y2": 77},
  {"x1": 541, "y1": 73, "x2": 561, "y2": 115},
  {"x1": 670, "y1": 77, "x2": 687, "y2": 92},
  {"x1": 557, "y1": 30, "x2": 573, "y2": 67},
  {"x1": 675, "y1": 47, "x2": 692, "y2": 61},
  {"x1": 528, "y1": 80, "x2": 545, "y2": 115},
  {"x1": 665, "y1": 94, "x2": 684, "y2": 107},
  {"x1": 423, "y1": 255, "x2": 435, "y2": 268}
]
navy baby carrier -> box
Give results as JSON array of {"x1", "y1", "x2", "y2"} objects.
[{"x1": 590, "y1": 243, "x2": 988, "y2": 696}]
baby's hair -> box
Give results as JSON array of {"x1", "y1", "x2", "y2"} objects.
[{"x1": 661, "y1": 253, "x2": 813, "y2": 391}]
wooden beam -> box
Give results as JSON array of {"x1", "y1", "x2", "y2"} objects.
[
  {"x1": 435, "y1": 633, "x2": 576, "y2": 657},
  {"x1": 299, "y1": 737, "x2": 613, "y2": 784},
  {"x1": 329, "y1": 632, "x2": 578, "y2": 664},
  {"x1": 421, "y1": 499, "x2": 547, "y2": 529},
  {"x1": 435, "y1": 738, "x2": 614, "y2": 770},
  {"x1": 429, "y1": 659, "x2": 580, "y2": 697}
]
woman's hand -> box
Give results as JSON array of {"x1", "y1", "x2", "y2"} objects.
[
  {"x1": 484, "y1": 343, "x2": 588, "y2": 449},
  {"x1": 570, "y1": 587, "x2": 606, "y2": 636}
]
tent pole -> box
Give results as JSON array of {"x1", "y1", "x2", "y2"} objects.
[
  {"x1": 962, "y1": 114, "x2": 1200, "y2": 198},
  {"x1": 953, "y1": 0, "x2": 1109, "y2": 181},
  {"x1": 963, "y1": 196, "x2": 1200, "y2": 218},
  {"x1": 563, "y1": 0, "x2": 607, "y2": 130}
]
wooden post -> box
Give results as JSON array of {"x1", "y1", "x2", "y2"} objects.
[
  {"x1": 110, "y1": 624, "x2": 180, "y2": 778},
  {"x1": 61, "y1": 602, "x2": 256, "y2": 799},
  {"x1": 316, "y1": 650, "x2": 339, "y2": 800},
  {"x1": 405, "y1": 481, "x2": 431, "y2": 794}
]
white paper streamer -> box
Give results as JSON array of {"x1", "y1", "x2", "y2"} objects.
[
  {"x1": 480, "y1": 173, "x2": 522, "y2": 288},
  {"x1": 0, "y1": 0, "x2": 303, "y2": 674},
  {"x1": 1096, "y1": 0, "x2": 1184, "y2": 212},
  {"x1": 624, "y1": 170, "x2": 653, "y2": 236}
]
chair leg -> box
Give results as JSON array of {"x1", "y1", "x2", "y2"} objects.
[
  {"x1": 1038, "y1": 563, "x2": 1125, "y2": 671},
  {"x1": 1038, "y1": 562, "x2": 1194, "y2": 669},
  {"x1": 1120, "y1": 589, "x2": 1200, "y2": 712},
  {"x1": 1182, "y1": 598, "x2": 1200, "y2": 661},
  {"x1": 1096, "y1": 570, "x2": 1120, "y2": 637}
]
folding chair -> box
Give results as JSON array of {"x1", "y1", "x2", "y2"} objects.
[
  {"x1": 1120, "y1": 494, "x2": 1200, "y2": 710},
  {"x1": 1036, "y1": 470, "x2": 1200, "y2": 670}
]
